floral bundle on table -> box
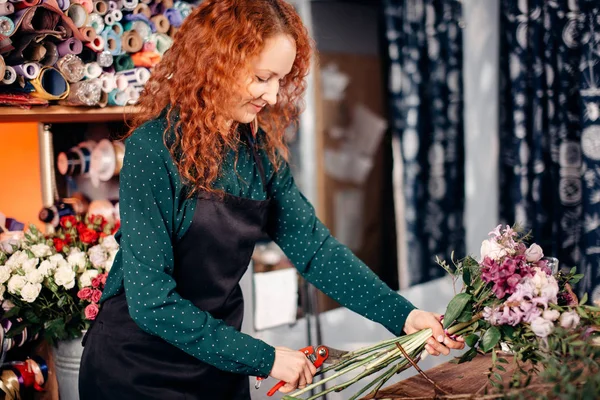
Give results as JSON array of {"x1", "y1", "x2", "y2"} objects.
[
  {"x1": 286, "y1": 225, "x2": 600, "y2": 400},
  {"x1": 0, "y1": 215, "x2": 119, "y2": 344}
]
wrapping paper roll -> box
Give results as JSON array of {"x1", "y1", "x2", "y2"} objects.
[
  {"x1": 57, "y1": 37, "x2": 83, "y2": 56},
  {"x1": 79, "y1": 26, "x2": 97, "y2": 42},
  {"x1": 113, "y1": 53, "x2": 132, "y2": 71},
  {"x1": 0, "y1": 54, "x2": 4, "y2": 81},
  {"x1": 89, "y1": 13, "x2": 105, "y2": 33},
  {"x1": 40, "y1": 41, "x2": 59, "y2": 66},
  {"x1": 85, "y1": 35, "x2": 104, "y2": 51},
  {"x1": 2, "y1": 65, "x2": 17, "y2": 84},
  {"x1": 65, "y1": 79, "x2": 100, "y2": 105},
  {"x1": 13, "y1": 62, "x2": 39, "y2": 78},
  {"x1": 120, "y1": 0, "x2": 136, "y2": 11},
  {"x1": 125, "y1": 84, "x2": 138, "y2": 104},
  {"x1": 103, "y1": 8, "x2": 121, "y2": 25},
  {"x1": 56, "y1": 53, "x2": 84, "y2": 82},
  {"x1": 0, "y1": 15, "x2": 15, "y2": 36},
  {"x1": 107, "y1": 88, "x2": 127, "y2": 106},
  {"x1": 96, "y1": 50, "x2": 112, "y2": 67},
  {"x1": 92, "y1": 0, "x2": 106, "y2": 14},
  {"x1": 99, "y1": 71, "x2": 115, "y2": 92},
  {"x1": 0, "y1": 2, "x2": 14, "y2": 16},
  {"x1": 57, "y1": 0, "x2": 70, "y2": 10},
  {"x1": 150, "y1": 14, "x2": 169, "y2": 34},
  {"x1": 114, "y1": 71, "x2": 127, "y2": 90},
  {"x1": 117, "y1": 67, "x2": 149, "y2": 85},
  {"x1": 164, "y1": 7, "x2": 182, "y2": 28},
  {"x1": 110, "y1": 21, "x2": 123, "y2": 35},
  {"x1": 121, "y1": 29, "x2": 142, "y2": 53},
  {"x1": 84, "y1": 61, "x2": 101, "y2": 79},
  {"x1": 132, "y1": 2, "x2": 149, "y2": 18},
  {"x1": 102, "y1": 28, "x2": 121, "y2": 55},
  {"x1": 30, "y1": 66, "x2": 69, "y2": 100},
  {"x1": 148, "y1": 33, "x2": 172, "y2": 55},
  {"x1": 124, "y1": 19, "x2": 150, "y2": 41},
  {"x1": 66, "y1": 3, "x2": 88, "y2": 28},
  {"x1": 74, "y1": 0, "x2": 92, "y2": 13}
]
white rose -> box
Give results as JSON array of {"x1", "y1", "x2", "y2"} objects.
[
  {"x1": 88, "y1": 246, "x2": 108, "y2": 268},
  {"x1": 79, "y1": 270, "x2": 99, "y2": 288},
  {"x1": 0, "y1": 238, "x2": 19, "y2": 254},
  {"x1": 30, "y1": 244, "x2": 52, "y2": 258},
  {"x1": 6, "y1": 251, "x2": 28, "y2": 270},
  {"x1": 101, "y1": 235, "x2": 119, "y2": 252},
  {"x1": 530, "y1": 316, "x2": 554, "y2": 338},
  {"x1": 525, "y1": 243, "x2": 544, "y2": 263},
  {"x1": 0, "y1": 265, "x2": 11, "y2": 284},
  {"x1": 49, "y1": 254, "x2": 66, "y2": 267},
  {"x1": 20, "y1": 282, "x2": 42, "y2": 303},
  {"x1": 105, "y1": 250, "x2": 118, "y2": 272},
  {"x1": 540, "y1": 275, "x2": 559, "y2": 304},
  {"x1": 7, "y1": 275, "x2": 27, "y2": 294},
  {"x1": 0, "y1": 285, "x2": 5, "y2": 301},
  {"x1": 54, "y1": 267, "x2": 76, "y2": 289},
  {"x1": 531, "y1": 268, "x2": 549, "y2": 296},
  {"x1": 542, "y1": 309, "x2": 560, "y2": 321},
  {"x1": 480, "y1": 239, "x2": 507, "y2": 261},
  {"x1": 67, "y1": 250, "x2": 88, "y2": 273},
  {"x1": 21, "y1": 257, "x2": 39, "y2": 273},
  {"x1": 25, "y1": 269, "x2": 44, "y2": 284},
  {"x1": 37, "y1": 260, "x2": 55, "y2": 277},
  {"x1": 559, "y1": 310, "x2": 580, "y2": 330}
]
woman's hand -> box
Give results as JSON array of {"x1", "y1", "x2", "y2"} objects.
[
  {"x1": 269, "y1": 347, "x2": 317, "y2": 393},
  {"x1": 403, "y1": 310, "x2": 465, "y2": 356}
]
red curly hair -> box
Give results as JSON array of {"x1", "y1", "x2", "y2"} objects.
[{"x1": 126, "y1": 0, "x2": 313, "y2": 195}]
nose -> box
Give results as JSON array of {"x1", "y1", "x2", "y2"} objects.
[{"x1": 261, "y1": 80, "x2": 279, "y2": 106}]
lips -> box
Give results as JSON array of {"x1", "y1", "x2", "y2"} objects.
[{"x1": 250, "y1": 103, "x2": 265, "y2": 112}]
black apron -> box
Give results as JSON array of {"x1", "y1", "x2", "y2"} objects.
[{"x1": 79, "y1": 128, "x2": 271, "y2": 400}]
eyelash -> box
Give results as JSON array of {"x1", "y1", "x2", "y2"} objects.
[{"x1": 256, "y1": 76, "x2": 269, "y2": 83}]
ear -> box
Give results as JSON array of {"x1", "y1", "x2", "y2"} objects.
[{"x1": 250, "y1": 117, "x2": 258, "y2": 136}]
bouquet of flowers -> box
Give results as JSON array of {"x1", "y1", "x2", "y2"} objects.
[
  {"x1": 0, "y1": 215, "x2": 119, "y2": 344},
  {"x1": 285, "y1": 225, "x2": 600, "y2": 400}
]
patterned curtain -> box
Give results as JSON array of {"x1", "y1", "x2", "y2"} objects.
[
  {"x1": 383, "y1": 0, "x2": 465, "y2": 286},
  {"x1": 499, "y1": 0, "x2": 600, "y2": 298}
]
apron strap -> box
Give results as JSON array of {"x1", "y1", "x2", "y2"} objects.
[{"x1": 242, "y1": 124, "x2": 268, "y2": 194}]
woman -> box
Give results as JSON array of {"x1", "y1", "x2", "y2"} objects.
[{"x1": 78, "y1": 0, "x2": 464, "y2": 399}]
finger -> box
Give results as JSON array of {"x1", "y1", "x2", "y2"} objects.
[
  {"x1": 431, "y1": 340, "x2": 450, "y2": 355},
  {"x1": 444, "y1": 337, "x2": 465, "y2": 350},
  {"x1": 304, "y1": 359, "x2": 315, "y2": 385},
  {"x1": 306, "y1": 358, "x2": 317, "y2": 376},
  {"x1": 425, "y1": 344, "x2": 440, "y2": 356},
  {"x1": 279, "y1": 382, "x2": 296, "y2": 394}
]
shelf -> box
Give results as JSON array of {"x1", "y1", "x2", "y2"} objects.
[{"x1": 0, "y1": 106, "x2": 140, "y2": 123}]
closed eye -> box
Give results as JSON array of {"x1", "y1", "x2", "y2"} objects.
[{"x1": 256, "y1": 76, "x2": 269, "y2": 83}]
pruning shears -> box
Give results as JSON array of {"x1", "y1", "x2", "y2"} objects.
[{"x1": 255, "y1": 345, "x2": 348, "y2": 396}]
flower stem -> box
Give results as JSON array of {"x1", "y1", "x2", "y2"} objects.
[{"x1": 447, "y1": 313, "x2": 483, "y2": 336}]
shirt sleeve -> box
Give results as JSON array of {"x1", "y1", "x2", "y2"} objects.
[
  {"x1": 267, "y1": 160, "x2": 417, "y2": 336},
  {"x1": 119, "y1": 127, "x2": 275, "y2": 377}
]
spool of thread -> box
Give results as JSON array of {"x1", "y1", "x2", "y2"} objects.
[
  {"x1": 104, "y1": 9, "x2": 121, "y2": 25},
  {"x1": 65, "y1": 79, "x2": 101, "y2": 106},
  {"x1": 13, "y1": 62, "x2": 40, "y2": 79},
  {"x1": 113, "y1": 54, "x2": 133, "y2": 72},
  {"x1": 84, "y1": 62, "x2": 101, "y2": 79},
  {"x1": 89, "y1": 13, "x2": 105, "y2": 34},
  {"x1": 0, "y1": 2, "x2": 14, "y2": 16},
  {"x1": 97, "y1": 50, "x2": 112, "y2": 67},
  {"x1": 164, "y1": 8, "x2": 182, "y2": 28},
  {"x1": 121, "y1": 30, "x2": 142, "y2": 53},
  {"x1": 0, "y1": 15, "x2": 15, "y2": 36},
  {"x1": 92, "y1": 0, "x2": 106, "y2": 14},
  {"x1": 150, "y1": 14, "x2": 169, "y2": 34},
  {"x1": 79, "y1": 26, "x2": 96, "y2": 42},
  {"x1": 57, "y1": 142, "x2": 94, "y2": 176},
  {"x1": 86, "y1": 35, "x2": 104, "y2": 52},
  {"x1": 56, "y1": 0, "x2": 70, "y2": 10},
  {"x1": 107, "y1": 88, "x2": 127, "y2": 106},
  {"x1": 110, "y1": 21, "x2": 123, "y2": 36},
  {"x1": 56, "y1": 54, "x2": 85, "y2": 82},
  {"x1": 66, "y1": 3, "x2": 88, "y2": 28},
  {"x1": 99, "y1": 72, "x2": 115, "y2": 92},
  {"x1": 120, "y1": 0, "x2": 136, "y2": 11},
  {"x1": 57, "y1": 37, "x2": 83, "y2": 57},
  {"x1": 2, "y1": 65, "x2": 16, "y2": 84},
  {"x1": 132, "y1": 2, "x2": 149, "y2": 18}
]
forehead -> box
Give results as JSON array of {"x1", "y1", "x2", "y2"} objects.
[{"x1": 253, "y1": 34, "x2": 297, "y2": 73}]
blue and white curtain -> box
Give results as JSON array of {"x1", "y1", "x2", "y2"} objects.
[
  {"x1": 383, "y1": 0, "x2": 465, "y2": 285},
  {"x1": 499, "y1": 0, "x2": 600, "y2": 298}
]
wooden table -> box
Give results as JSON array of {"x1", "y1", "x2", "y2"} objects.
[{"x1": 361, "y1": 354, "x2": 538, "y2": 400}]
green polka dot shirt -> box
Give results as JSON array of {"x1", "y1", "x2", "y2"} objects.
[{"x1": 101, "y1": 115, "x2": 417, "y2": 378}]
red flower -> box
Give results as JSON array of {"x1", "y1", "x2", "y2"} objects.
[
  {"x1": 111, "y1": 221, "x2": 121, "y2": 235},
  {"x1": 99, "y1": 273, "x2": 108, "y2": 285},
  {"x1": 91, "y1": 289, "x2": 102, "y2": 303},
  {"x1": 60, "y1": 216, "x2": 77, "y2": 229},
  {"x1": 85, "y1": 303, "x2": 99, "y2": 320},
  {"x1": 80, "y1": 228, "x2": 99, "y2": 245},
  {"x1": 91, "y1": 276, "x2": 102, "y2": 288},
  {"x1": 90, "y1": 214, "x2": 107, "y2": 228},
  {"x1": 64, "y1": 233, "x2": 73, "y2": 244},
  {"x1": 77, "y1": 288, "x2": 93, "y2": 300},
  {"x1": 53, "y1": 238, "x2": 65, "y2": 253}
]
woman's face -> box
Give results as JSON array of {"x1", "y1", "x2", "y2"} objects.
[{"x1": 231, "y1": 33, "x2": 297, "y2": 124}]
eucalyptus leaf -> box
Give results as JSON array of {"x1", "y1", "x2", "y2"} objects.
[{"x1": 443, "y1": 293, "x2": 472, "y2": 329}]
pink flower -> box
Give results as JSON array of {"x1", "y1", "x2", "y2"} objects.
[
  {"x1": 85, "y1": 303, "x2": 99, "y2": 320},
  {"x1": 91, "y1": 276, "x2": 102, "y2": 288},
  {"x1": 525, "y1": 243, "x2": 544, "y2": 262},
  {"x1": 99, "y1": 273, "x2": 108, "y2": 285},
  {"x1": 481, "y1": 254, "x2": 533, "y2": 299},
  {"x1": 77, "y1": 288, "x2": 93, "y2": 301},
  {"x1": 91, "y1": 289, "x2": 102, "y2": 303}
]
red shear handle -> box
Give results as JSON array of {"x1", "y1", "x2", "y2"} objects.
[
  {"x1": 266, "y1": 346, "x2": 317, "y2": 397},
  {"x1": 266, "y1": 346, "x2": 330, "y2": 396}
]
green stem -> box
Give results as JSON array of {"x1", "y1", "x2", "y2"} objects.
[
  {"x1": 472, "y1": 281, "x2": 487, "y2": 297},
  {"x1": 447, "y1": 313, "x2": 483, "y2": 336},
  {"x1": 347, "y1": 363, "x2": 399, "y2": 400}
]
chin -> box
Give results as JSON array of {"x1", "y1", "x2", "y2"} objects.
[{"x1": 232, "y1": 112, "x2": 256, "y2": 124}]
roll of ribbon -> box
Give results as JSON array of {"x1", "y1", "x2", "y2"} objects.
[
  {"x1": 117, "y1": 67, "x2": 149, "y2": 86},
  {"x1": 102, "y1": 28, "x2": 121, "y2": 55},
  {"x1": 56, "y1": 53, "x2": 84, "y2": 82},
  {"x1": 110, "y1": 20, "x2": 122, "y2": 36},
  {"x1": 57, "y1": 142, "x2": 94, "y2": 175},
  {"x1": 132, "y1": 2, "x2": 149, "y2": 17},
  {"x1": 90, "y1": 138, "x2": 117, "y2": 183},
  {"x1": 130, "y1": 50, "x2": 160, "y2": 68},
  {"x1": 107, "y1": 0, "x2": 116, "y2": 10},
  {"x1": 97, "y1": 87, "x2": 108, "y2": 107},
  {"x1": 89, "y1": 12, "x2": 104, "y2": 33},
  {"x1": 97, "y1": 50, "x2": 112, "y2": 67},
  {"x1": 57, "y1": 37, "x2": 83, "y2": 57},
  {"x1": 121, "y1": 29, "x2": 142, "y2": 53},
  {"x1": 120, "y1": 0, "x2": 135, "y2": 11},
  {"x1": 0, "y1": 55, "x2": 4, "y2": 81},
  {"x1": 40, "y1": 41, "x2": 59, "y2": 66},
  {"x1": 85, "y1": 35, "x2": 104, "y2": 51},
  {"x1": 92, "y1": 0, "x2": 106, "y2": 14},
  {"x1": 124, "y1": 19, "x2": 150, "y2": 41},
  {"x1": 125, "y1": 85, "x2": 139, "y2": 105},
  {"x1": 113, "y1": 53, "x2": 133, "y2": 72},
  {"x1": 114, "y1": 72, "x2": 127, "y2": 90},
  {"x1": 56, "y1": 0, "x2": 69, "y2": 10},
  {"x1": 2, "y1": 65, "x2": 16, "y2": 84},
  {"x1": 66, "y1": 3, "x2": 88, "y2": 28},
  {"x1": 74, "y1": 0, "x2": 92, "y2": 13},
  {"x1": 174, "y1": 0, "x2": 191, "y2": 18},
  {"x1": 148, "y1": 33, "x2": 172, "y2": 55},
  {"x1": 99, "y1": 71, "x2": 115, "y2": 92},
  {"x1": 79, "y1": 26, "x2": 96, "y2": 42},
  {"x1": 103, "y1": 9, "x2": 121, "y2": 25},
  {"x1": 107, "y1": 88, "x2": 127, "y2": 106},
  {"x1": 164, "y1": 8, "x2": 182, "y2": 28},
  {"x1": 65, "y1": 79, "x2": 100, "y2": 105},
  {"x1": 84, "y1": 61, "x2": 101, "y2": 79},
  {"x1": 0, "y1": 15, "x2": 15, "y2": 35},
  {"x1": 13, "y1": 62, "x2": 40, "y2": 79},
  {"x1": 150, "y1": 14, "x2": 169, "y2": 34},
  {"x1": 0, "y1": 2, "x2": 14, "y2": 15},
  {"x1": 30, "y1": 66, "x2": 69, "y2": 100},
  {"x1": 142, "y1": 41, "x2": 155, "y2": 52}
]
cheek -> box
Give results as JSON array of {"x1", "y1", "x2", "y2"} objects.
[{"x1": 245, "y1": 82, "x2": 262, "y2": 101}]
